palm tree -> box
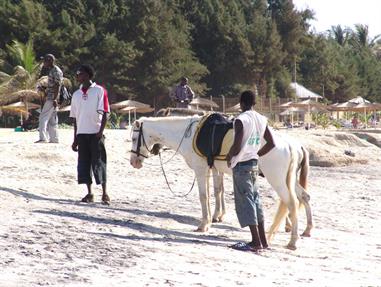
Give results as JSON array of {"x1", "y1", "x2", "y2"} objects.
[
  {"x1": 328, "y1": 25, "x2": 350, "y2": 46},
  {"x1": 0, "y1": 39, "x2": 41, "y2": 106},
  {"x1": 349, "y1": 24, "x2": 380, "y2": 51}
]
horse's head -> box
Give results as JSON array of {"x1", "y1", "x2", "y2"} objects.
[{"x1": 129, "y1": 120, "x2": 162, "y2": 169}]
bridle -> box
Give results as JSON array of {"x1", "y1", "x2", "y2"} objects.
[
  {"x1": 130, "y1": 122, "x2": 152, "y2": 158},
  {"x1": 130, "y1": 119, "x2": 199, "y2": 197}
]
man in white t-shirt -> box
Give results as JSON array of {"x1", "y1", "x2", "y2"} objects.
[
  {"x1": 226, "y1": 90, "x2": 275, "y2": 251},
  {"x1": 70, "y1": 64, "x2": 110, "y2": 204}
]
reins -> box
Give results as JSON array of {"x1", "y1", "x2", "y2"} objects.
[
  {"x1": 130, "y1": 119, "x2": 199, "y2": 197},
  {"x1": 158, "y1": 152, "x2": 196, "y2": 198}
]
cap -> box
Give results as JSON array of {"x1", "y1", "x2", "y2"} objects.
[{"x1": 42, "y1": 54, "x2": 55, "y2": 61}]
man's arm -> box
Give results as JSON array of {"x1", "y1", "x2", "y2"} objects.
[
  {"x1": 72, "y1": 120, "x2": 78, "y2": 151},
  {"x1": 257, "y1": 125, "x2": 275, "y2": 157},
  {"x1": 187, "y1": 86, "x2": 194, "y2": 101},
  {"x1": 52, "y1": 69, "x2": 63, "y2": 107},
  {"x1": 226, "y1": 119, "x2": 243, "y2": 167},
  {"x1": 96, "y1": 113, "x2": 108, "y2": 138}
]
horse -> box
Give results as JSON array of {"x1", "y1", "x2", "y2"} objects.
[{"x1": 129, "y1": 115, "x2": 312, "y2": 250}]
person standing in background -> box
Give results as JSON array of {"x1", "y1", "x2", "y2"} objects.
[
  {"x1": 170, "y1": 77, "x2": 194, "y2": 109},
  {"x1": 35, "y1": 54, "x2": 63, "y2": 143}
]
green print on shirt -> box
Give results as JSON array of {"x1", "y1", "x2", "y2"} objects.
[{"x1": 247, "y1": 132, "x2": 260, "y2": 146}]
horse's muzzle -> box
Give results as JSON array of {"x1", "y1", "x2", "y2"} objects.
[{"x1": 130, "y1": 156, "x2": 143, "y2": 169}]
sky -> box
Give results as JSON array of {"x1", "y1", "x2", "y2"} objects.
[{"x1": 292, "y1": 0, "x2": 381, "y2": 38}]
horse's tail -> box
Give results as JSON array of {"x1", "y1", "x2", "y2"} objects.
[
  {"x1": 299, "y1": 145, "x2": 309, "y2": 191},
  {"x1": 286, "y1": 144, "x2": 298, "y2": 206},
  {"x1": 268, "y1": 144, "x2": 299, "y2": 239}
]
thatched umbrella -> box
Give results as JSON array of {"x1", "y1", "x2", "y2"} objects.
[
  {"x1": 0, "y1": 101, "x2": 40, "y2": 124},
  {"x1": 189, "y1": 97, "x2": 219, "y2": 110},
  {"x1": 226, "y1": 103, "x2": 240, "y2": 113},
  {"x1": 350, "y1": 102, "x2": 380, "y2": 128},
  {"x1": 110, "y1": 99, "x2": 151, "y2": 110},
  {"x1": 279, "y1": 106, "x2": 305, "y2": 125},
  {"x1": 290, "y1": 99, "x2": 326, "y2": 126},
  {"x1": 58, "y1": 105, "x2": 72, "y2": 112},
  {"x1": 0, "y1": 89, "x2": 40, "y2": 106},
  {"x1": 119, "y1": 105, "x2": 154, "y2": 126},
  {"x1": 279, "y1": 101, "x2": 294, "y2": 108}
]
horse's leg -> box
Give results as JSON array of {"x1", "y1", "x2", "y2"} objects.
[
  {"x1": 286, "y1": 196, "x2": 299, "y2": 250},
  {"x1": 212, "y1": 169, "x2": 225, "y2": 223},
  {"x1": 285, "y1": 215, "x2": 292, "y2": 233},
  {"x1": 195, "y1": 169, "x2": 212, "y2": 232},
  {"x1": 296, "y1": 184, "x2": 313, "y2": 237}
]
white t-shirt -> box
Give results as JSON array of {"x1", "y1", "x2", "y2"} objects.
[
  {"x1": 230, "y1": 110, "x2": 268, "y2": 168},
  {"x1": 70, "y1": 82, "x2": 110, "y2": 134}
]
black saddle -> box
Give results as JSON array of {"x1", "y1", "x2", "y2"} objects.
[{"x1": 194, "y1": 113, "x2": 233, "y2": 167}]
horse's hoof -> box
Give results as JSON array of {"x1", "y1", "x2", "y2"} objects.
[
  {"x1": 212, "y1": 218, "x2": 218, "y2": 223},
  {"x1": 286, "y1": 244, "x2": 297, "y2": 250},
  {"x1": 195, "y1": 227, "x2": 208, "y2": 232},
  {"x1": 301, "y1": 231, "x2": 311, "y2": 237},
  {"x1": 285, "y1": 227, "x2": 292, "y2": 233}
]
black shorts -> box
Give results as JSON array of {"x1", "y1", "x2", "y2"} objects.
[{"x1": 77, "y1": 134, "x2": 107, "y2": 185}]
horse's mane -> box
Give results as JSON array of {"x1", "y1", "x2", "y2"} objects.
[
  {"x1": 155, "y1": 107, "x2": 206, "y2": 117},
  {"x1": 140, "y1": 114, "x2": 201, "y2": 123}
]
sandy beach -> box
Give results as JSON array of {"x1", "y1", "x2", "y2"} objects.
[{"x1": 0, "y1": 127, "x2": 380, "y2": 286}]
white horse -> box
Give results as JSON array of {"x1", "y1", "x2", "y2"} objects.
[{"x1": 129, "y1": 116, "x2": 312, "y2": 249}]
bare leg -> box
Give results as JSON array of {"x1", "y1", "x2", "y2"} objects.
[
  {"x1": 258, "y1": 222, "x2": 268, "y2": 248},
  {"x1": 81, "y1": 183, "x2": 94, "y2": 202},
  {"x1": 249, "y1": 225, "x2": 262, "y2": 250},
  {"x1": 101, "y1": 182, "x2": 110, "y2": 205}
]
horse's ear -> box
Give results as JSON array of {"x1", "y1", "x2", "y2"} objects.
[{"x1": 151, "y1": 144, "x2": 162, "y2": 155}]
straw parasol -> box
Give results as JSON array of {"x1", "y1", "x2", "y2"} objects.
[
  {"x1": 119, "y1": 106, "x2": 154, "y2": 114},
  {"x1": 1, "y1": 101, "x2": 40, "y2": 110},
  {"x1": 0, "y1": 89, "x2": 40, "y2": 106},
  {"x1": 226, "y1": 103, "x2": 240, "y2": 113},
  {"x1": 189, "y1": 97, "x2": 219, "y2": 110},
  {"x1": 0, "y1": 101, "x2": 40, "y2": 124},
  {"x1": 279, "y1": 101, "x2": 294, "y2": 108},
  {"x1": 110, "y1": 99, "x2": 151, "y2": 110},
  {"x1": 290, "y1": 99, "x2": 327, "y2": 126},
  {"x1": 58, "y1": 105, "x2": 72, "y2": 112},
  {"x1": 113, "y1": 102, "x2": 154, "y2": 126}
]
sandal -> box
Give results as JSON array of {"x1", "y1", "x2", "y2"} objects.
[
  {"x1": 101, "y1": 194, "x2": 110, "y2": 205},
  {"x1": 81, "y1": 193, "x2": 94, "y2": 203}
]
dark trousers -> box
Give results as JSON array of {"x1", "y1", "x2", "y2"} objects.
[{"x1": 77, "y1": 134, "x2": 107, "y2": 185}]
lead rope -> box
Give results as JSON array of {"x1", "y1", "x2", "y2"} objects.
[
  {"x1": 158, "y1": 151, "x2": 196, "y2": 198},
  {"x1": 141, "y1": 119, "x2": 198, "y2": 167}
]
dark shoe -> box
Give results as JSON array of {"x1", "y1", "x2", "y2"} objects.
[
  {"x1": 81, "y1": 193, "x2": 94, "y2": 203},
  {"x1": 35, "y1": 139, "x2": 48, "y2": 143}
]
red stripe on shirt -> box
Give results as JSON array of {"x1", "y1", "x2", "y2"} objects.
[{"x1": 102, "y1": 86, "x2": 110, "y2": 112}]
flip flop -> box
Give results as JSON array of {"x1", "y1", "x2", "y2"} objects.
[{"x1": 229, "y1": 242, "x2": 258, "y2": 252}]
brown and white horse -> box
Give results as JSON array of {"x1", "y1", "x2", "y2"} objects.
[{"x1": 129, "y1": 116, "x2": 312, "y2": 249}]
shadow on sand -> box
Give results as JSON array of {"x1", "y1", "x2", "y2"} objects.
[{"x1": 34, "y1": 209, "x2": 238, "y2": 246}]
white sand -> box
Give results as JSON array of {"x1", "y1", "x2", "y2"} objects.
[{"x1": 0, "y1": 127, "x2": 380, "y2": 286}]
